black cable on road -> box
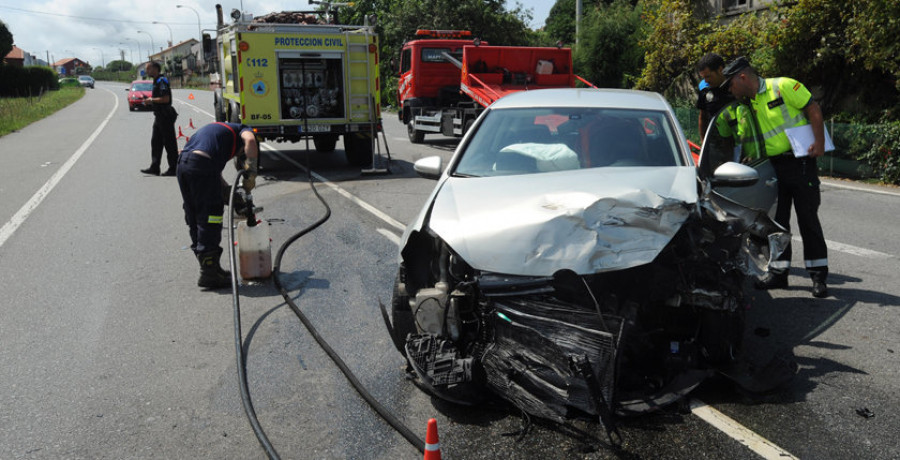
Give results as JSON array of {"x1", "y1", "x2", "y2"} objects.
[
  {"x1": 270, "y1": 155, "x2": 427, "y2": 454},
  {"x1": 227, "y1": 144, "x2": 425, "y2": 458},
  {"x1": 227, "y1": 172, "x2": 281, "y2": 460}
]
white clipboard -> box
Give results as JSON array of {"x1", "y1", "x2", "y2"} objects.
[{"x1": 784, "y1": 124, "x2": 835, "y2": 157}]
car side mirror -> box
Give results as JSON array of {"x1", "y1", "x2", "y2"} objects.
[
  {"x1": 124, "y1": 87, "x2": 129, "y2": 91},
  {"x1": 711, "y1": 162, "x2": 759, "y2": 187},
  {"x1": 413, "y1": 156, "x2": 443, "y2": 180}
]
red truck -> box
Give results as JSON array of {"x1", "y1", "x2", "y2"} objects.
[{"x1": 397, "y1": 29, "x2": 592, "y2": 143}]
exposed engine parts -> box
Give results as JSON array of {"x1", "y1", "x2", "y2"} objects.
[{"x1": 386, "y1": 191, "x2": 795, "y2": 428}]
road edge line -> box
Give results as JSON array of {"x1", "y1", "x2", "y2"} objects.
[{"x1": 0, "y1": 88, "x2": 120, "y2": 248}]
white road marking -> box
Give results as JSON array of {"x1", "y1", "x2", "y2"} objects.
[
  {"x1": 0, "y1": 88, "x2": 119, "y2": 249},
  {"x1": 823, "y1": 180, "x2": 900, "y2": 197},
  {"x1": 690, "y1": 399, "x2": 798, "y2": 460},
  {"x1": 259, "y1": 144, "x2": 406, "y2": 232},
  {"x1": 791, "y1": 236, "x2": 894, "y2": 259},
  {"x1": 377, "y1": 228, "x2": 401, "y2": 245}
]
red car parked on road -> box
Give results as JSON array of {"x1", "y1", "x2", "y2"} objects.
[{"x1": 127, "y1": 80, "x2": 153, "y2": 111}]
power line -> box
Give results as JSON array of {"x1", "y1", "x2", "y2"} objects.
[{"x1": 0, "y1": 4, "x2": 200, "y2": 26}]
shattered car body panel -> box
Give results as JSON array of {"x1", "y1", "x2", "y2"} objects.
[
  {"x1": 426, "y1": 167, "x2": 697, "y2": 276},
  {"x1": 386, "y1": 89, "x2": 790, "y2": 425}
]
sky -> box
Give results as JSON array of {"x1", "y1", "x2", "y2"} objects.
[{"x1": 0, "y1": 0, "x2": 553, "y2": 67}]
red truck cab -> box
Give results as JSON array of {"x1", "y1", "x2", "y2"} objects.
[{"x1": 397, "y1": 30, "x2": 483, "y2": 123}]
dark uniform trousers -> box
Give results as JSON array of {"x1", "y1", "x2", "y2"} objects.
[
  {"x1": 151, "y1": 113, "x2": 178, "y2": 171},
  {"x1": 176, "y1": 153, "x2": 224, "y2": 254},
  {"x1": 770, "y1": 153, "x2": 828, "y2": 282}
]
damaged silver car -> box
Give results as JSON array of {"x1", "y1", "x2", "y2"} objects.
[{"x1": 382, "y1": 89, "x2": 792, "y2": 430}]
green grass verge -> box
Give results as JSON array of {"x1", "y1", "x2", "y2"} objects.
[{"x1": 0, "y1": 86, "x2": 86, "y2": 137}]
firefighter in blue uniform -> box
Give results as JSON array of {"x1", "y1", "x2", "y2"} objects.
[
  {"x1": 141, "y1": 62, "x2": 179, "y2": 176},
  {"x1": 722, "y1": 57, "x2": 829, "y2": 298},
  {"x1": 176, "y1": 122, "x2": 259, "y2": 289},
  {"x1": 696, "y1": 53, "x2": 735, "y2": 136}
]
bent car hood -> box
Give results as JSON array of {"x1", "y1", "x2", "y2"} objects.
[{"x1": 426, "y1": 167, "x2": 698, "y2": 276}]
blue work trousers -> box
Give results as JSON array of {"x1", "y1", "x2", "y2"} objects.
[{"x1": 176, "y1": 153, "x2": 224, "y2": 255}]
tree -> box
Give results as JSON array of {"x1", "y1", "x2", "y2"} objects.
[
  {"x1": 0, "y1": 19, "x2": 13, "y2": 61},
  {"x1": 106, "y1": 60, "x2": 133, "y2": 72},
  {"x1": 574, "y1": 0, "x2": 647, "y2": 88},
  {"x1": 545, "y1": 0, "x2": 577, "y2": 44}
]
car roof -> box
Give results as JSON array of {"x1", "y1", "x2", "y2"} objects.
[{"x1": 489, "y1": 88, "x2": 671, "y2": 112}]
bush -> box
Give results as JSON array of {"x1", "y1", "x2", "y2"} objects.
[
  {"x1": 0, "y1": 65, "x2": 59, "y2": 97},
  {"x1": 853, "y1": 121, "x2": 900, "y2": 184}
]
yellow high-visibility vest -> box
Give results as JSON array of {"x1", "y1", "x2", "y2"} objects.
[{"x1": 747, "y1": 77, "x2": 811, "y2": 156}]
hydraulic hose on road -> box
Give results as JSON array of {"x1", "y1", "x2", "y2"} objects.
[{"x1": 228, "y1": 151, "x2": 425, "y2": 459}]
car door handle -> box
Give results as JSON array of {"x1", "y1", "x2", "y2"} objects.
[{"x1": 765, "y1": 178, "x2": 778, "y2": 187}]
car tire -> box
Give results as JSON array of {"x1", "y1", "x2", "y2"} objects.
[{"x1": 388, "y1": 268, "x2": 417, "y2": 355}]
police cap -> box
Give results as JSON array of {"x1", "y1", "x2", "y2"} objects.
[{"x1": 720, "y1": 56, "x2": 750, "y2": 88}]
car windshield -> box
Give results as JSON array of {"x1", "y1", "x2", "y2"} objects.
[
  {"x1": 79, "y1": 76, "x2": 91, "y2": 81},
  {"x1": 132, "y1": 83, "x2": 152, "y2": 91},
  {"x1": 454, "y1": 107, "x2": 684, "y2": 177}
]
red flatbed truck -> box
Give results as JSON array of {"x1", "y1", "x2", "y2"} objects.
[{"x1": 397, "y1": 30, "x2": 593, "y2": 143}]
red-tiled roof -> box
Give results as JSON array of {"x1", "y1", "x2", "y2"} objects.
[{"x1": 5, "y1": 45, "x2": 25, "y2": 60}]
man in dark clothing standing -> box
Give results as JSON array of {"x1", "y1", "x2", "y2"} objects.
[
  {"x1": 141, "y1": 62, "x2": 179, "y2": 176},
  {"x1": 696, "y1": 53, "x2": 735, "y2": 137},
  {"x1": 176, "y1": 122, "x2": 259, "y2": 289}
]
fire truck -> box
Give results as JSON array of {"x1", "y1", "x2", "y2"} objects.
[
  {"x1": 397, "y1": 30, "x2": 592, "y2": 143},
  {"x1": 208, "y1": 4, "x2": 382, "y2": 166}
]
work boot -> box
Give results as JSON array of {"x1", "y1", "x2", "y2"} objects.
[
  {"x1": 197, "y1": 248, "x2": 232, "y2": 289},
  {"x1": 812, "y1": 281, "x2": 828, "y2": 298},
  {"x1": 141, "y1": 166, "x2": 160, "y2": 175},
  {"x1": 810, "y1": 270, "x2": 828, "y2": 298},
  {"x1": 754, "y1": 272, "x2": 788, "y2": 290},
  {"x1": 161, "y1": 168, "x2": 176, "y2": 176}
]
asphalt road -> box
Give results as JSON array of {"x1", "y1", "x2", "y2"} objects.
[{"x1": 0, "y1": 83, "x2": 897, "y2": 459}]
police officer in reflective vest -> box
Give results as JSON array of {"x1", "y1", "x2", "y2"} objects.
[
  {"x1": 176, "y1": 122, "x2": 259, "y2": 289},
  {"x1": 721, "y1": 56, "x2": 829, "y2": 298},
  {"x1": 141, "y1": 62, "x2": 179, "y2": 176}
]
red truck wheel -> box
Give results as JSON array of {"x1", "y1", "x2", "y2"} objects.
[{"x1": 407, "y1": 122, "x2": 424, "y2": 144}]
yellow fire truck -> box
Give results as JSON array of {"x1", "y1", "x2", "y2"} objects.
[{"x1": 208, "y1": 5, "x2": 382, "y2": 166}]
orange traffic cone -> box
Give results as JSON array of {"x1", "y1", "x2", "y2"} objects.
[
  {"x1": 188, "y1": 93, "x2": 194, "y2": 100},
  {"x1": 189, "y1": 118, "x2": 196, "y2": 129},
  {"x1": 424, "y1": 418, "x2": 441, "y2": 460},
  {"x1": 177, "y1": 126, "x2": 185, "y2": 139}
]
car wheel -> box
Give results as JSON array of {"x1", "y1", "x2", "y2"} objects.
[{"x1": 388, "y1": 268, "x2": 417, "y2": 355}]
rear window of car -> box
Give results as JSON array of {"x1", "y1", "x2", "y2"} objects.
[{"x1": 454, "y1": 107, "x2": 684, "y2": 177}]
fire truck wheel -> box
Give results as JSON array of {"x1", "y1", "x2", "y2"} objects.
[
  {"x1": 344, "y1": 132, "x2": 373, "y2": 167},
  {"x1": 313, "y1": 134, "x2": 338, "y2": 152},
  {"x1": 407, "y1": 122, "x2": 425, "y2": 144},
  {"x1": 214, "y1": 98, "x2": 226, "y2": 122}
]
